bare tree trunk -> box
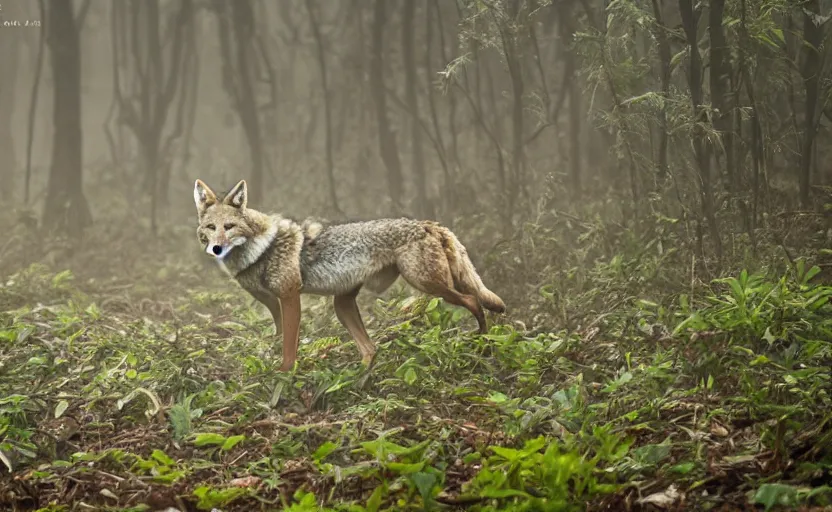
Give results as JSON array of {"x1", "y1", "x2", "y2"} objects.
[
  {"x1": 305, "y1": 0, "x2": 341, "y2": 214},
  {"x1": 230, "y1": 0, "x2": 264, "y2": 206},
  {"x1": 709, "y1": 0, "x2": 736, "y2": 192},
  {"x1": 25, "y1": 0, "x2": 47, "y2": 206},
  {"x1": 352, "y1": 0, "x2": 370, "y2": 213},
  {"x1": 43, "y1": 0, "x2": 91, "y2": 236},
  {"x1": 436, "y1": 0, "x2": 460, "y2": 171},
  {"x1": 799, "y1": 0, "x2": 823, "y2": 207},
  {"x1": 112, "y1": 0, "x2": 192, "y2": 233},
  {"x1": 214, "y1": 0, "x2": 263, "y2": 206},
  {"x1": 484, "y1": 59, "x2": 506, "y2": 194},
  {"x1": 370, "y1": 0, "x2": 403, "y2": 213},
  {"x1": 490, "y1": 0, "x2": 526, "y2": 231},
  {"x1": 425, "y1": 0, "x2": 452, "y2": 222},
  {"x1": 680, "y1": 0, "x2": 723, "y2": 264},
  {"x1": 560, "y1": 6, "x2": 582, "y2": 195},
  {"x1": 0, "y1": 23, "x2": 20, "y2": 202},
  {"x1": 748, "y1": 92, "x2": 762, "y2": 248},
  {"x1": 650, "y1": 0, "x2": 671, "y2": 183},
  {"x1": 740, "y1": 0, "x2": 763, "y2": 251},
  {"x1": 403, "y1": 0, "x2": 429, "y2": 218}
]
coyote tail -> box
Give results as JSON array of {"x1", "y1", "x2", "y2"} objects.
[{"x1": 438, "y1": 227, "x2": 506, "y2": 314}]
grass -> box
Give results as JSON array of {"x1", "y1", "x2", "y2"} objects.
[{"x1": 2, "y1": 222, "x2": 832, "y2": 511}]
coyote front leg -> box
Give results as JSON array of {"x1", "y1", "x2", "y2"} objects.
[
  {"x1": 252, "y1": 292, "x2": 283, "y2": 337},
  {"x1": 333, "y1": 288, "x2": 377, "y2": 366},
  {"x1": 279, "y1": 292, "x2": 302, "y2": 372}
]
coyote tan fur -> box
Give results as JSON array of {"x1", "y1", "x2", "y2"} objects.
[{"x1": 193, "y1": 179, "x2": 506, "y2": 371}]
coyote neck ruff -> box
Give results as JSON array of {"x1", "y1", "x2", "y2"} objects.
[{"x1": 193, "y1": 179, "x2": 506, "y2": 372}]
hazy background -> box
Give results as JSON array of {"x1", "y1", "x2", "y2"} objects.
[
  {"x1": 1, "y1": 0, "x2": 831, "y2": 317},
  {"x1": 2, "y1": 3, "x2": 832, "y2": 509}
]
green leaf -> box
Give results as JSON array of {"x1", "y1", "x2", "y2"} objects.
[
  {"x1": 221, "y1": 435, "x2": 245, "y2": 451},
  {"x1": 668, "y1": 462, "x2": 696, "y2": 474},
  {"x1": 488, "y1": 391, "x2": 508, "y2": 404},
  {"x1": 386, "y1": 461, "x2": 425, "y2": 474},
  {"x1": 727, "y1": 277, "x2": 744, "y2": 301},
  {"x1": 633, "y1": 443, "x2": 672, "y2": 465},
  {"x1": 366, "y1": 484, "x2": 384, "y2": 512},
  {"x1": 752, "y1": 483, "x2": 799, "y2": 511},
  {"x1": 325, "y1": 379, "x2": 353, "y2": 393},
  {"x1": 404, "y1": 367, "x2": 417, "y2": 386},
  {"x1": 153, "y1": 469, "x2": 186, "y2": 484},
  {"x1": 313, "y1": 441, "x2": 338, "y2": 462},
  {"x1": 463, "y1": 452, "x2": 482, "y2": 464},
  {"x1": 54, "y1": 400, "x2": 69, "y2": 419},
  {"x1": 750, "y1": 355, "x2": 771, "y2": 366},
  {"x1": 193, "y1": 433, "x2": 226, "y2": 447},
  {"x1": 804, "y1": 265, "x2": 821, "y2": 283},
  {"x1": 151, "y1": 449, "x2": 175, "y2": 467},
  {"x1": 410, "y1": 472, "x2": 438, "y2": 503},
  {"x1": 491, "y1": 446, "x2": 521, "y2": 461}
]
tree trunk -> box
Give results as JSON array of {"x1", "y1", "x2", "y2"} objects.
[
  {"x1": 43, "y1": 0, "x2": 91, "y2": 236},
  {"x1": 351, "y1": 0, "x2": 369, "y2": 213},
  {"x1": 425, "y1": 0, "x2": 452, "y2": 222},
  {"x1": 0, "y1": 24, "x2": 20, "y2": 202},
  {"x1": 370, "y1": 0, "x2": 403, "y2": 213},
  {"x1": 436, "y1": 0, "x2": 460, "y2": 172},
  {"x1": 739, "y1": 0, "x2": 763, "y2": 250},
  {"x1": 709, "y1": 0, "x2": 735, "y2": 192},
  {"x1": 799, "y1": 0, "x2": 823, "y2": 207},
  {"x1": 305, "y1": 0, "x2": 340, "y2": 214},
  {"x1": 403, "y1": 0, "x2": 429, "y2": 218},
  {"x1": 650, "y1": 0, "x2": 671, "y2": 182},
  {"x1": 113, "y1": 0, "x2": 191, "y2": 233},
  {"x1": 503, "y1": 0, "x2": 525, "y2": 226},
  {"x1": 560, "y1": 6, "x2": 582, "y2": 195},
  {"x1": 230, "y1": 0, "x2": 264, "y2": 206},
  {"x1": 679, "y1": 0, "x2": 722, "y2": 264},
  {"x1": 25, "y1": 0, "x2": 47, "y2": 205}
]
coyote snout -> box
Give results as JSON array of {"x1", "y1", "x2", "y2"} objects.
[{"x1": 193, "y1": 178, "x2": 506, "y2": 372}]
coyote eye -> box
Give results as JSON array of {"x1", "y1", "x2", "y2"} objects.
[
  {"x1": 224, "y1": 223, "x2": 236, "y2": 230},
  {"x1": 206, "y1": 224, "x2": 216, "y2": 230}
]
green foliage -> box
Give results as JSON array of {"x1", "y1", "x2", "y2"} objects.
[
  {"x1": 462, "y1": 436, "x2": 622, "y2": 511},
  {"x1": 2, "y1": 247, "x2": 832, "y2": 510}
]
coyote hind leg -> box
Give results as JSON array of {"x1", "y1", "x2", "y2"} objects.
[
  {"x1": 397, "y1": 243, "x2": 487, "y2": 334},
  {"x1": 423, "y1": 282, "x2": 487, "y2": 334},
  {"x1": 333, "y1": 288, "x2": 377, "y2": 365}
]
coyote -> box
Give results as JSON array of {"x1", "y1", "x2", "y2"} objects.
[{"x1": 193, "y1": 179, "x2": 506, "y2": 371}]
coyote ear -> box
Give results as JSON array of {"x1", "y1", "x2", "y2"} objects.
[
  {"x1": 194, "y1": 179, "x2": 217, "y2": 216},
  {"x1": 224, "y1": 179, "x2": 247, "y2": 209}
]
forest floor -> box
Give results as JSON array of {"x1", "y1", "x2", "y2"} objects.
[{"x1": 1, "y1": 221, "x2": 832, "y2": 512}]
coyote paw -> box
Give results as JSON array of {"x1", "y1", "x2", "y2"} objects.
[{"x1": 361, "y1": 353, "x2": 377, "y2": 367}]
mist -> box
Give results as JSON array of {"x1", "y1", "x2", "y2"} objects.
[{"x1": 1, "y1": 1, "x2": 831, "y2": 510}]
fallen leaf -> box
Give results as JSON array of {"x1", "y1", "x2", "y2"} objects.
[
  {"x1": 230, "y1": 476, "x2": 261, "y2": 488},
  {"x1": 710, "y1": 423, "x2": 729, "y2": 437},
  {"x1": 636, "y1": 484, "x2": 682, "y2": 508}
]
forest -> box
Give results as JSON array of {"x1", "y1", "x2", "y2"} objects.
[{"x1": 1, "y1": 0, "x2": 832, "y2": 510}]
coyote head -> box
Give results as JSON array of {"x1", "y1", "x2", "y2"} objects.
[{"x1": 193, "y1": 179, "x2": 256, "y2": 259}]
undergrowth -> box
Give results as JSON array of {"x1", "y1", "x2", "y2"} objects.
[{"x1": 1, "y1": 207, "x2": 832, "y2": 511}]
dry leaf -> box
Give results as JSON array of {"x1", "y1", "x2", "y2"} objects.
[{"x1": 636, "y1": 484, "x2": 682, "y2": 508}]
